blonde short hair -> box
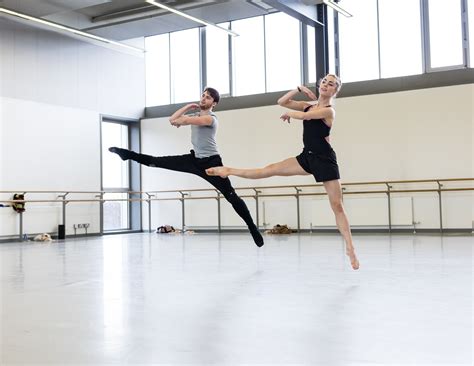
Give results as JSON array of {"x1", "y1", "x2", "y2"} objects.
[{"x1": 325, "y1": 73, "x2": 342, "y2": 94}]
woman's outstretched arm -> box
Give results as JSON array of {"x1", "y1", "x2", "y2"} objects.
[
  {"x1": 280, "y1": 106, "x2": 335, "y2": 126},
  {"x1": 277, "y1": 86, "x2": 316, "y2": 111}
]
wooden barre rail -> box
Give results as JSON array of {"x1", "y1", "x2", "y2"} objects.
[
  {"x1": 1, "y1": 187, "x2": 472, "y2": 204},
  {"x1": 1, "y1": 178, "x2": 472, "y2": 241},
  {"x1": 1, "y1": 177, "x2": 472, "y2": 196}
]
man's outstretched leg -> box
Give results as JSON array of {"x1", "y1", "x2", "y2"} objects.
[
  {"x1": 109, "y1": 147, "x2": 196, "y2": 173},
  {"x1": 202, "y1": 172, "x2": 263, "y2": 247},
  {"x1": 109, "y1": 147, "x2": 168, "y2": 168}
]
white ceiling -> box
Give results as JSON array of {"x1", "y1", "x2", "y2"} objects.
[{"x1": 0, "y1": 0, "x2": 278, "y2": 40}]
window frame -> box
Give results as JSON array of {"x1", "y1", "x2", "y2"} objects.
[
  {"x1": 422, "y1": 0, "x2": 468, "y2": 72},
  {"x1": 100, "y1": 115, "x2": 141, "y2": 234},
  {"x1": 144, "y1": 2, "x2": 473, "y2": 109}
]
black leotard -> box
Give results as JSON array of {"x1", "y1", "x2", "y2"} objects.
[{"x1": 302, "y1": 104, "x2": 332, "y2": 154}]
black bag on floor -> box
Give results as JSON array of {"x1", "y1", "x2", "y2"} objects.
[{"x1": 12, "y1": 193, "x2": 25, "y2": 213}]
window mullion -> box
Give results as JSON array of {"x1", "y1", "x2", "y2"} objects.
[
  {"x1": 168, "y1": 33, "x2": 172, "y2": 104},
  {"x1": 263, "y1": 15, "x2": 267, "y2": 92},
  {"x1": 376, "y1": 0, "x2": 382, "y2": 79},
  {"x1": 200, "y1": 27, "x2": 207, "y2": 90},
  {"x1": 334, "y1": 10, "x2": 340, "y2": 77},
  {"x1": 461, "y1": 0, "x2": 470, "y2": 67},
  {"x1": 301, "y1": 22, "x2": 308, "y2": 85}
]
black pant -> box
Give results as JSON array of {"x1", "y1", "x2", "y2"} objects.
[{"x1": 127, "y1": 150, "x2": 258, "y2": 230}]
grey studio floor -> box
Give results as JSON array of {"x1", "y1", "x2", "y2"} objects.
[{"x1": 1, "y1": 232, "x2": 472, "y2": 366}]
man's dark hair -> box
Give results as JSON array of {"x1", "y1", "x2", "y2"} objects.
[{"x1": 204, "y1": 87, "x2": 220, "y2": 104}]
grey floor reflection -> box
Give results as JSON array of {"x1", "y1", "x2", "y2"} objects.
[{"x1": 0, "y1": 232, "x2": 472, "y2": 365}]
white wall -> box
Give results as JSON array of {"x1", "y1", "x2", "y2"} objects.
[
  {"x1": 141, "y1": 84, "x2": 473, "y2": 231},
  {"x1": 0, "y1": 18, "x2": 145, "y2": 238}
]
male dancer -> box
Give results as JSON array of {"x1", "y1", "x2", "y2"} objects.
[{"x1": 109, "y1": 87, "x2": 263, "y2": 247}]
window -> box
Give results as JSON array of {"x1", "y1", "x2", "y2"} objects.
[
  {"x1": 338, "y1": 0, "x2": 379, "y2": 82},
  {"x1": 327, "y1": 8, "x2": 336, "y2": 75},
  {"x1": 145, "y1": 34, "x2": 170, "y2": 107},
  {"x1": 301, "y1": 14, "x2": 337, "y2": 84},
  {"x1": 265, "y1": 12, "x2": 301, "y2": 92},
  {"x1": 428, "y1": 0, "x2": 464, "y2": 68},
  {"x1": 306, "y1": 13, "x2": 335, "y2": 83},
  {"x1": 206, "y1": 22, "x2": 230, "y2": 95},
  {"x1": 379, "y1": 0, "x2": 422, "y2": 77},
  {"x1": 231, "y1": 16, "x2": 265, "y2": 96},
  {"x1": 144, "y1": 0, "x2": 471, "y2": 108},
  {"x1": 101, "y1": 122, "x2": 130, "y2": 231},
  {"x1": 103, "y1": 192, "x2": 129, "y2": 231},
  {"x1": 170, "y1": 28, "x2": 201, "y2": 103},
  {"x1": 307, "y1": 24, "x2": 316, "y2": 83}
]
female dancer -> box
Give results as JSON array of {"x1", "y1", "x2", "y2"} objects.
[{"x1": 207, "y1": 75, "x2": 359, "y2": 269}]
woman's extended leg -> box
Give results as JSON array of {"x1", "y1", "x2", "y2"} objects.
[
  {"x1": 323, "y1": 179, "x2": 360, "y2": 270},
  {"x1": 206, "y1": 157, "x2": 309, "y2": 179}
]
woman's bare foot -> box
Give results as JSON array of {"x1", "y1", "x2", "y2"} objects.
[
  {"x1": 346, "y1": 248, "x2": 360, "y2": 270},
  {"x1": 206, "y1": 166, "x2": 230, "y2": 178}
]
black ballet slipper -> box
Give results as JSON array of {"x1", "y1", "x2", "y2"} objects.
[
  {"x1": 249, "y1": 225, "x2": 264, "y2": 247},
  {"x1": 109, "y1": 146, "x2": 132, "y2": 161}
]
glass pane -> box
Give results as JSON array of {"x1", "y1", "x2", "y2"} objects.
[
  {"x1": 103, "y1": 192, "x2": 129, "y2": 231},
  {"x1": 102, "y1": 122, "x2": 129, "y2": 189},
  {"x1": 338, "y1": 0, "x2": 379, "y2": 82},
  {"x1": 379, "y1": 0, "x2": 422, "y2": 77},
  {"x1": 327, "y1": 8, "x2": 336, "y2": 74},
  {"x1": 265, "y1": 12, "x2": 301, "y2": 92},
  {"x1": 307, "y1": 24, "x2": 316, "y2": 83},
  {"x1": 170, "y1": 28, "x2": 200, "y2": 103},
  {"x1": 231, "y1": 16, "x2": 265, "y2": 96},
  {"x1": 145, "y1": 34, "x2": 170, "y2": 107},
  {"x1": 206, "y1": 22, "x2": 230, "y2": 95},
  {"x1": 468, "y1": 0, "x2": 473, "y2": 66},
  {"x1": 428, "y1": 0, "x2": 464, "y2": 68}
]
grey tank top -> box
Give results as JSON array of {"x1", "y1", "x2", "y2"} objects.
[{"x1": 190, "y1": 111, "x2": 219, "y2": 158}]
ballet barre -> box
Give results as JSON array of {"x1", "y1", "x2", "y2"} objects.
[{"x1": 1, "y1": 177, "x2": 472, "y2": 241}]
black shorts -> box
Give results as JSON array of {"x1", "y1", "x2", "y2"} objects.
[{"x1": 296, "y1": 149, "x2": 340, "y2": 182}]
